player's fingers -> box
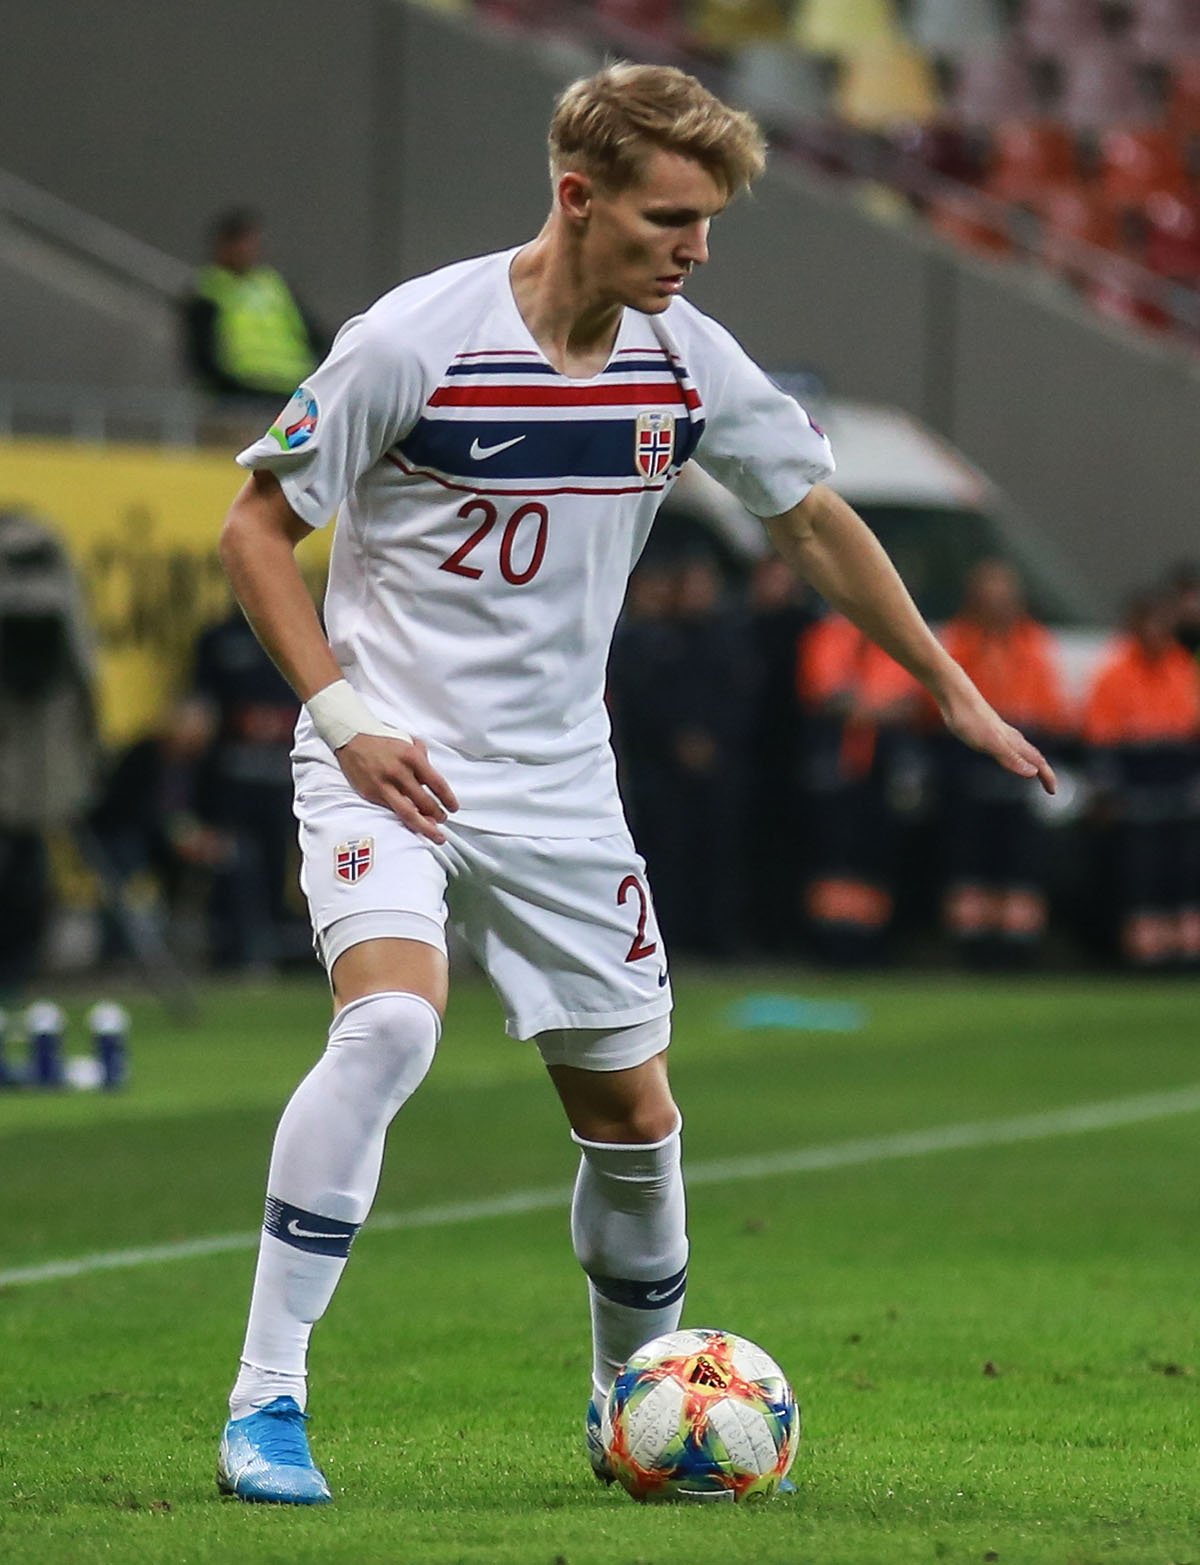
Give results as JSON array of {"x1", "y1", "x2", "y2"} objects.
[
  {"x1": 382, "y1": 783, "x2": 446, "y2": 843},
  {"x1": 391, "y1": 768, "x2": 449, "y2": 824},
  {"x1": 407, "y1": 749, "x2": 459, "y2": 813},
  {"x1": 1001, "y1": 730, "x2": 1057, "y2": 795}
]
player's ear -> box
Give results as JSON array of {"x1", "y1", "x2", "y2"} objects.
[{"x1": 557, "y1": 171, "x2": 594, "y2": 224}]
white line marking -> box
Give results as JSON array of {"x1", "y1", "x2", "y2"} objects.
[{"x1": 3, "y1": 1083, "x2": 1198, "y2": 1292}]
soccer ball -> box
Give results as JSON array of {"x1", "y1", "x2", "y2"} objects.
[{"x1": 602, "y1": 1327, "x2": 799, "y2": 1503}]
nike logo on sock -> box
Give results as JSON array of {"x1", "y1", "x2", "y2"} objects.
[
  {"x1": 645, "y1": 1285, "x2": 682, "y2": 1304},
  {"x1": 287, "y1": 1218, "x2": 347, "y2": 1241},
  {"x1": 469, "y1": 435, "x2": 526, "y2": 461}
]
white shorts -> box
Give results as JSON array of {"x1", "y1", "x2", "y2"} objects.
[{"x1": 295, "y1": 765, "x2": 673, "y2": 1048}]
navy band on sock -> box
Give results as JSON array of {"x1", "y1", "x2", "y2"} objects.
[
  {"x1": 588, "y1": 1262, "x2": 688, "y2": 1310},
  {"x1": 264, "y1": 1196, "x2": 360, "y2": 1258}
]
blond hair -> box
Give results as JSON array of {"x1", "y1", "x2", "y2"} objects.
[{"x1": 549, "y1": 63, "x2": 767, "y2": 197}]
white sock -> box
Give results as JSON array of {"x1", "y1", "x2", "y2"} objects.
[
  {"x1": 570, "y1": 1113, "x2": 688, "y2": 1404},
  {"x1": 229, "y1": 991, "x2": 440, "y2": 1420}
]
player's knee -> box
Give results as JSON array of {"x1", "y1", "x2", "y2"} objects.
[
  {"x1": 596, "y1": 1103, "x2": 681, "y2": 1146},
  {"x1": 326, "y1": 989, "x2": 440, "y2": 1116}
]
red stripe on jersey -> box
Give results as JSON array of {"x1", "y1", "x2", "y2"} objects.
[
  {"x1": 383, "y1": 450, "x2": 668, "y2": 497},
  {"x1": 428, "y1": 382, "x2": 701, "y2": 409}
]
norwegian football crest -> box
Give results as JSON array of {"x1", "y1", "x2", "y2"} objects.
[
  {"x1": 634, "y1": 410, "x2": 675, "y2": 480},
  {"x1": 334, "y1": 837, "x2": 374, "y2": 884}
]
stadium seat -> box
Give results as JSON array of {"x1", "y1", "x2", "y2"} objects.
[
  {"x1": 987, "y1": 119, "x2": 1080, "y2": 205},
  {"x1": 1128, "y1": 0, "x2": 1200, "y2": 63},
  {"x1": 594, "y1": 0, "x2": 681, "y2": 44},
  {"x1": 1098, "y1": 125, "x2": 1192, "y2": 213},
  {"x1": 891, "y1": 119, "x2": 982, "y2": 184},
  {"x1": 792, "y1": 0, "x2": 901, "y2": 59},
  {"x1": 1021, "y1": 0, "x2": 1108, "y2": 59},
  {"x1": 474, "y1": 0, "x2": 562, "y2": 25},
  {"x1": 726, "y1": 42, "x2": 829, "y2": 126},
  {"x1": 928, "y1": 189, "x2": 1012, "y2": 254},
  {"x1": 1057, "y1": 40, "x2": 1153, "y2": 132},
  {"x1": 1084, "y1": 253, "x2": 1170, "y2": 328},
  {"x1": 690, "y1": 0, "x2": 788, "y2": 53},
  {"x1": 835, "y1": 39, "x2": 941, "y2": 128},
  {"x1": 951, "y1": 42, "x2": 1040, "y2": 127},
  {"x1": 910, "y1": 0, "x2": 1006, "y2": 59},
  {"x1": 1167, "y1": 53, "x2": 1200, "y2": 138},
  {"x1": 1143, "y1": 190, "x2": 1200, "y2": 280},
  {"x1": 1038, "y1": 183, "x2": 1123, "y2": 275}
]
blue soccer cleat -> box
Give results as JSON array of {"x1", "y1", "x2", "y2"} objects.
[
  {"x1": 216, "y1": 1396, "x2": 332, "y2": 1505},
  {"x1": 585, "y1": 1398, "x2": 615, "y2": 1485}
]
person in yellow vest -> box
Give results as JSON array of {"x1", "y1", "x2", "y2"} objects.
[{"x1": 183, "y1": 208, "x2": 325, "y2": 400}]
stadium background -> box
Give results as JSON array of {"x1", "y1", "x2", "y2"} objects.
[{"x1": 0, "y1": 3, "x2": 1197, "y2": 1561}]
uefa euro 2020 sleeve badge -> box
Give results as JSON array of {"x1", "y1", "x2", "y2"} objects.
[
  {"x1": 334, "y1": 838, "x2": 374, "y2": 884},
  {"x1": 634, "y1": 411, "x2": 675, "y2": 481}
]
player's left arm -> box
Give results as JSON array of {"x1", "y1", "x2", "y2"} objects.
[{"x1": 765, "y1": 483, "x2": 1056, "y2": 793}]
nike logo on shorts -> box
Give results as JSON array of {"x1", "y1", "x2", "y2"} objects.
[
  {"x1": 658, "y1": 968, "x2": 669, "y2": 987},
  {"x1": 469, "y1": 435, "x2": 526, "y2": 461}
]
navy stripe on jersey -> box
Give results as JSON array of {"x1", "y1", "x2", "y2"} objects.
[
  {"x1": 395, "y1": 414, "x2": 704, "y2": 481},
  {"x1": 444, "y1": 358, "x2": 686, "y2": 377},
  {"x1": 446, "y1": 361, "x2": 557, "y2": 376}
]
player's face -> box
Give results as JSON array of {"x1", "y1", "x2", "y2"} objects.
[{"x1": 582, "y1": 149, "x2": 728, "y2": 314}]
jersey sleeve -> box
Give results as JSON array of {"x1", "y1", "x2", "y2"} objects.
[
  {"x1": 687, "y1": 314, "x2": 835, "y2": 518},
  {"x1": 235, "y1": 312, "x2": 425, "y2": 528}
]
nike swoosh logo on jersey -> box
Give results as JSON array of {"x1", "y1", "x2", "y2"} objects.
[
  {"x1": 469, "y1": 435, "x2": 526, "y2": 461},
  {"x1": 658, "y1": 968, "x2": 669, "y2": 987},
  {"x1": 287, "y1": 1217, "x2": 347, "y2": 1241}
]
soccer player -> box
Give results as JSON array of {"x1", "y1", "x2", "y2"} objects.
[{"x1": 215, "y1": 63, "x2": 1055, "y2": 1504}]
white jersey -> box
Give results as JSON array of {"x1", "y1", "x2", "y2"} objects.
[{"x1": 237, "y1": 246, "x2": 834, "y2": 835}]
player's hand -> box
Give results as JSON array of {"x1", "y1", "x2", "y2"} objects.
[
  {"x1": 938, "y1": 683, "x2": 1057, "y2": 795},
  {"x1": 335, "y1": 734, "x2": 459, "y2": 842}
]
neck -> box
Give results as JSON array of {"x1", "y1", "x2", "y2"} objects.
[{"x1": 509, "y1": 221, "x2": 623, "y2": 378}]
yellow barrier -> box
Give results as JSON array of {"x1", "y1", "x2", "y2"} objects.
[{"x1": 0, "y1": 439, "x2": 330, "y2": 744}]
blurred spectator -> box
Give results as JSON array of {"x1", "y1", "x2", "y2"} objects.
[
  {"x1": 87, "y1": 697, "x2": 230, "y2": 955},
  {"x1": 664, "y1": 556, "x2": 757, "y2": 957},
  {"x1": 798, "y1": 612, "x2": 921, "y2": 963},
  {"x1": 1082, "y1": 592, "x2": 1200, "y2": 970},
  {"x1": 936, "y1": 560, "x2": 1071, "y2": 967},
  {"x1": 1165, "y1": 559, "x2": 1200, "y2": 660},
  {"x1": 610, "y1": 561, "x2": 684, "y2": 912},
  {"x1": 190, "y1": 606, "x2": 305, "y2": 970},
  {"x1": 612, "y1": 557, "x2": 756, "y2": 959},
  {"x1": 746, "y1": 555, "x2": 817, "y2": 953},
  {"x1": 0, "y1": 510, "x2": 99, "y2": 992},
  {"x1": 182, "y1": 208, "x2": 325, "y2": 401}
]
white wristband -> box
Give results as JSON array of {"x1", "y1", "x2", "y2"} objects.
[{"x1": 305, "y1": 679, "x2": 412, "y2": 752}]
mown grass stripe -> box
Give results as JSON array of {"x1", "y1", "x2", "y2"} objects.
[{"x1": 3, "y1": 1081, "x2": 1198, "y2": 1291}]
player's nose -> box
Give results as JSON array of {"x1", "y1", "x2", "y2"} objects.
[{"x1": 676, "y1": 221, "x2": 710, "y2": 267}]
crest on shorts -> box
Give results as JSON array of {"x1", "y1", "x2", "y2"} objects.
[
  {"x1": 334, "y1": 837, "x2": 374, "y2": 884},
  {"x1": 634, "y1": 410, "x2": 675, "y2": 480}
]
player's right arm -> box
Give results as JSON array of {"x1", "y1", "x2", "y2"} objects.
[{"x1": 219, "y1": 469, "x2": 458, "y2": 842}]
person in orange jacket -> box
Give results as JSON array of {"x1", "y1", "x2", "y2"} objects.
[
  {"x1": 937, "y1": 560, "x2": 1071, "y2": 966},
  {"x1": 1082, "y1": 591, "x2": 1200, "y2": 969},
  {"x1": 797, "y1": 611, "x2": 923, "y2": 963}
]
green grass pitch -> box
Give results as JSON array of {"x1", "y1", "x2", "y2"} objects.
[{"x1": 1, "y1": 970, "x2": 1197, "y2": 1564}]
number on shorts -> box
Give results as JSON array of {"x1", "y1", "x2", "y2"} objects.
[{"x1": 618, "y1": 873, "x2": 657, "y2": 963}]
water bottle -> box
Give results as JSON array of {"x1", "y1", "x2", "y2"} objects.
[
  {"x1": 25, "y1": 1000, "x2": 66, "y2": 1088},
  {"x1": 87, "y1": 1000, "x2": 130, "y2": 1090}
]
